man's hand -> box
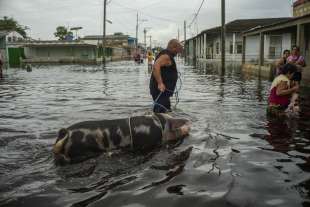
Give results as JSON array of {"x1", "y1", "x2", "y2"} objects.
[{"x1": 158, "y1": 83, "x2": 166, "y2": 92}]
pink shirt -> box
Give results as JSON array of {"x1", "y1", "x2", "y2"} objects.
[{"x1": 287, "y1": 55, "x2": 305, "y2": 66}]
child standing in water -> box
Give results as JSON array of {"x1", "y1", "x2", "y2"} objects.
[{"x1": 267, "y1": 63, "x2": 299, "y2": 117}]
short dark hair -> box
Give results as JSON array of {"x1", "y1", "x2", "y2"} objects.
[
  {"x1": 281, "y1": 63, "x2": 297, "y2": 75},
  {"x1": 283, "y1": 49, "x2": 290, "y2": 54},
  {"x1": 292, "y1": 45, "x2": 300, "y2": 51}
]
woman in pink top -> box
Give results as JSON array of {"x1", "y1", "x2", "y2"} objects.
[
  {"x1": 267, "y1": 63, "x2": 299, "y2": 116},
  {"x1": 287, "y1": 46, "x2": 306, "y2": 83}
]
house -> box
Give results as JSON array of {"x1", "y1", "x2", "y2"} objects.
[
  {"x1": 242, "y1": 1, "x2": 310, "y2": 82},
  {"x1": 23, "y1": 40, "x2": 97, "y2": 64},
  {"x1": 81, "y1": 33, "x2": 136, "y2": 60},
  {"x1": 293, "y1": 0, "x2": 310, "y2": 17},
  {"x1": 0, "y1": 31, "x2": 7, "y2": 67},
  {"x1": 0, "y1": 30, "x2": 26, "y2": 67},
  {"x1": 185, "y1": 18, "x2": 291, "y2": 65}
]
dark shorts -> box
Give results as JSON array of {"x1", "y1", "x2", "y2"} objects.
[{"x1": 151, "y1": 92, "x2": 171, "y2": 113}]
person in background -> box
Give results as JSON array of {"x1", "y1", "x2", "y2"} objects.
[
  {"x1": 147, "y1": 51, "x2": 154, "y2": 70},
  {"x1": 149, "y1": 39, "x2": 183, "y2": 113},
  {"x1": 267, "y1": 63, "x2": 299, "y2": 117},
  {"x1": 275, "y1": 49, "x2": 290, "y2": 75},
  {"x1": 287, "y1": 46, "x2": 306, "y2": 84},
  {"x1": 0, "y1": 51, "x2": 3, "y2": 78}
]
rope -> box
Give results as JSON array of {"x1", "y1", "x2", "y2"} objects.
[
  {"x1": 152, "y1": 71, "x2": 183, "y2": 112},
  {"x1": 128, "y1": 116, "x2": 134, "y2": 149}
]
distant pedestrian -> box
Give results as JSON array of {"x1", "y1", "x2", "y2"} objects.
[
  {"x1": 0, "y1": 51, "x2": 3, "y2": 78},
  {"x1": 149, "y1": 39, "x2": 183, "y2": 113},
  {"x1": 147, "y1": 51, "x2": 154, "y2": 70}
]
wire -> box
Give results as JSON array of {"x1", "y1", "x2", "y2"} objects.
[
  {"x1": 111, "y1": 1, "x2": 180, "y2": 23},
  {"x1": 188, "y1": 0, "x2": 206, "y2": 28}
]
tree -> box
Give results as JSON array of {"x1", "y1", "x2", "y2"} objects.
[
  {"x1": 54, "y1": 26, "x2": 73, "y2": 40},
  {"x1": 0, "y1": 16, "x2": 27, "y2": 38}
]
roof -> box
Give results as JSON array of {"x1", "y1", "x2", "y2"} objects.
[
  {"x1": 0, "y1": 31, "x2": 10, "y2": 37},
  {"x1": 200, "y1": 18, "x2": 292, "y2": 35},
  {"x1": 23, "y1": 40, "x2": 96, "y2": 47},
  {"x1": 82, "y1": 34, "x2": 129, "y2": 40},
  {"x1": 293, "y1": 0, "x2": 310, "y2": 7},
  {"x1": 243, "y1": 13, "x2": 310, "y2": 36}
]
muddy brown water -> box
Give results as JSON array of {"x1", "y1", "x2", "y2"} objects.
[{"x1": 0, "y1": 61, "x2": 310, "y2": 207}]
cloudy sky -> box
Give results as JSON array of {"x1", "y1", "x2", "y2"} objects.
[{"x1": 0, "y1": 0, "x2": 293, "y2": 46}]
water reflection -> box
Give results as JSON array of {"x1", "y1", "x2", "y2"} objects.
[{"x1": 1, "y1": 61, "x2": 310, "y2": 207}]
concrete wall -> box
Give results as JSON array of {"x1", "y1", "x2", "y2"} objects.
[{"x1": 24, "y1": 46, "x2": 96, "y2": 63}]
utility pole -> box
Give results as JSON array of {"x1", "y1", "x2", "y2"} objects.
[
  {"x1": 184, "y1": 21, "x2": 187, "y2": 61},
  {"x1": 177, "y1": 28, "x2": 180, "y2": 41},
  {"x1": 148, "y1": 35, "x2": 152, "y2": 49},
  {"x1": 136, "y1": 12, "x2": 138, "y2": 50},
  {"x1": 221, "y1": 0, "x2": 226, "y2": 74},
  {"x1": 102, "y1": 0, "x2": 107, "y2": 66},
  {"x1": 144, "y1": 28, "x2": 147, "y2": 50}
]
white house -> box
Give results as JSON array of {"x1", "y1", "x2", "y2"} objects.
[{"x1": 185, "y1": 18, "x2": 291, "y2": 65}]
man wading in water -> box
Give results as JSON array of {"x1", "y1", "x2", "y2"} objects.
[{"x1": 149, "y1": 39, "x2": 183, "y2": 113}]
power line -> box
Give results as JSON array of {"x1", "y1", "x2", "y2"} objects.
[
  {"x1": 188, "y1": 0, "x2": 206, "y2": 27},
  {"x1": 111, "y1": 1, "x2": 179, "y2": 23}
]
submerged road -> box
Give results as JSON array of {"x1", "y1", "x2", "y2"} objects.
[{"x1": 0, "y1": 60, "x2": 310, "y2": 207}]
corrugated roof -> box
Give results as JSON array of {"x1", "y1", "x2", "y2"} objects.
[
  {"x1": 243, "y1": 13, "x2": 310, "y2": 35},
  {"x1": 82, "y1": 34, "x2": 129, "y2": 40},
  {"x1": 200, "y1": 17, "x2": 292, "y2": 35}
]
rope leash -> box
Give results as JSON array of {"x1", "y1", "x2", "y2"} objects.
[
  {"x1": 152, "y1": 71, "x2": 183, "y2": 112},
  {"x1": 128, "y1": 116, "x2": 134, "y2": 149}
]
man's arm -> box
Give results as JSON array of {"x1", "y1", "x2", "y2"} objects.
[{"x1": 152, "y1": 54, "x2": 171, "y2": 92}]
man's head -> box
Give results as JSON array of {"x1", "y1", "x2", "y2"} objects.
[
  {"x1": 167, "y1": 39, "x2": 183, "y2": 56},
  {"x1": 292, "y1": 46, "x2": 300, "y2": 56}
]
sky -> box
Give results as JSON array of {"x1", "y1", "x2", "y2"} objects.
[{"x1": 0, "y1": 0, "x2": 293, "y2": 47}]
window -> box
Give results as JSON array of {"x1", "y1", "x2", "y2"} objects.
[
  {"x1": 236, "y1": 42, "x2": 243, "y2": 54},
  {"x1": 216, "y1": 42, "x2": 220, "y2": 54},
  {"x1": 8, "y1": 37, "x2": 12, "y2": 42},
  {"x1": 229, "y1": 42, "x2": 233, "y2": 54},
  {"x1": 13, "y1": 36, "x2": 16, "y2": 42},
  {"x1": 269, "y1": 35, "x2": 282, "y2": 59}
]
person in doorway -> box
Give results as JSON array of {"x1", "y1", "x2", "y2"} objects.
[
  {"x1": 275, "y1": 49, "x2": 290, "y2": 75},
  {"x1": 287, "y1": 46, "x2": 306, "y2": 84},
  {"x1": 267, "y1": 63, "x2": 299, "y2": 117},
  {"x1": 149, "y1": 39, "x2": 183, "y2": 113}
]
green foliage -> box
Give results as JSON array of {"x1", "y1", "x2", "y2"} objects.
[
  {"x1": 54, "y1": 26, "x2": 73, "y2": 40},
  {"x1": 0, "y1": 16, "x2": 27, "y2": 38}
]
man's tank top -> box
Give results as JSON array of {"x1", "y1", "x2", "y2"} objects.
[{"x1": 149, "y1": 49, "x2": 178, "y2": 96}]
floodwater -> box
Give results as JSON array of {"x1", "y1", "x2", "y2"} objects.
[{"x1": 1, "y1": 60, "x2": 310, "y2": 207}]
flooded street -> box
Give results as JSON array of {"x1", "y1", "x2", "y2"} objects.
[{"x1": 1, "y1": 60, "x2": 310, "y2": 207}]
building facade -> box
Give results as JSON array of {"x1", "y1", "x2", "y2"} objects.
[
  {"x1": 293, "y1": 0, "x2": 310, "y2": 17},
  {"x1": 185, "y1": 18, "x2": 291, "y2": 65},
  {"x1": 23, "y1": 41, "x2": 97, "y2": 64}
]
